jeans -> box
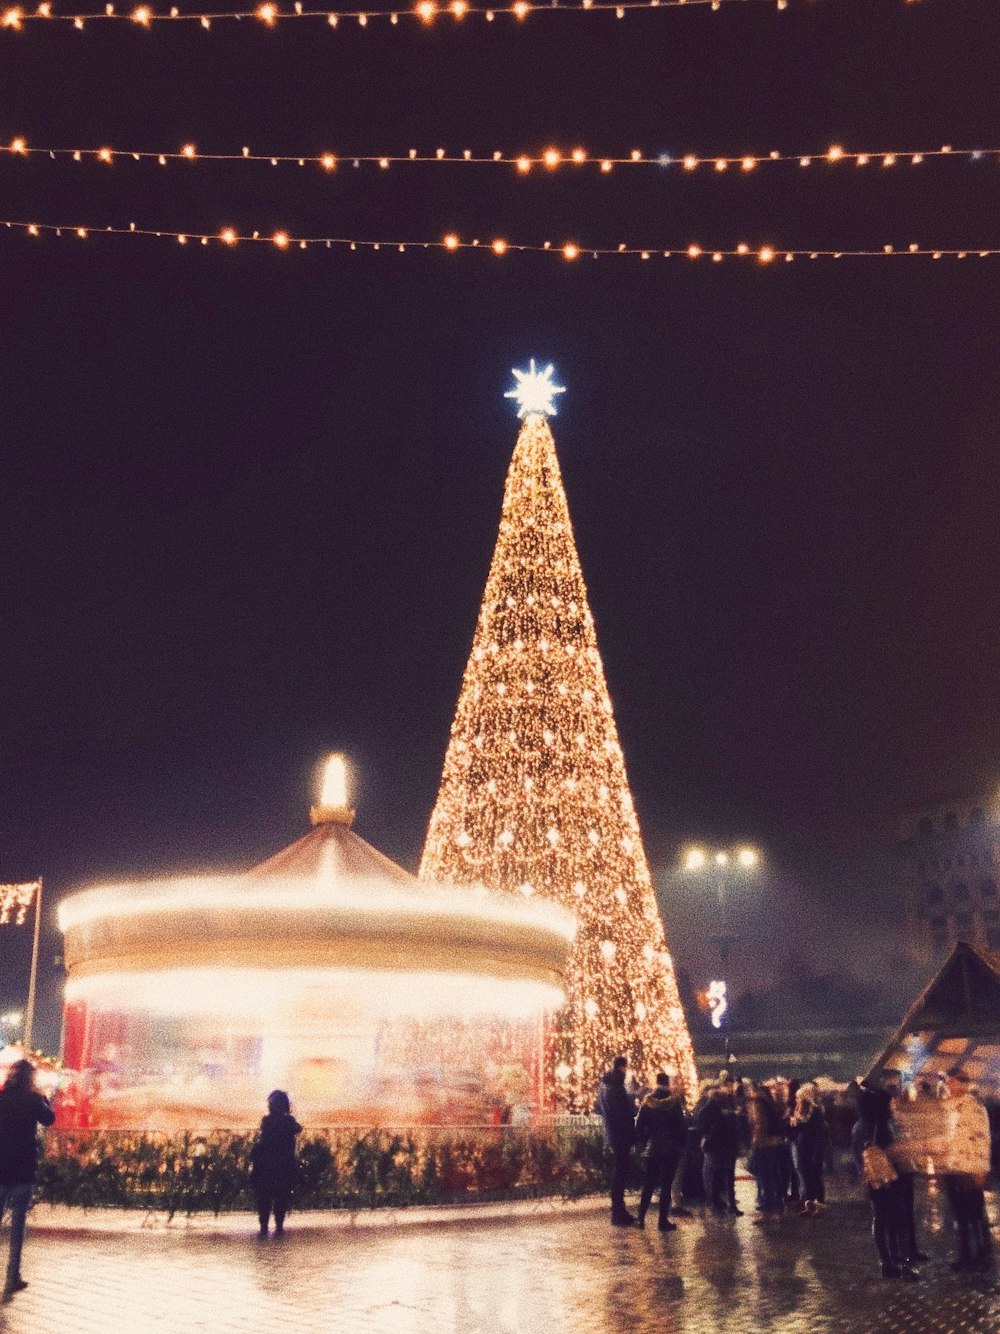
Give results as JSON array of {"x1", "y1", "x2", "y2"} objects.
[
  {"x1": 253, "y1": 1188, "x2": 291, "y2": 1234},
  {"x1": 609, "y1": 1146, "x2": 632, "y2": 1218},
  {"x1": 752, "y1": 1145, "x2": 785, "y2": 1214},
  {"x1": 702, "y1": 1150, "x2": 728, "y2": 1210},
  {"x1": 0, "y1": 1182, "x2": 33, "y2": 1287},
  {"x1": 638, "y1": 1151, "x2": 681, "y2": 1227},
  {"x1": 792, "y1": 1144, "x2": 825, "y2": 1204},
  {"x1": 868, "y1": 1179, "x2": 908, "y2": 1268}
]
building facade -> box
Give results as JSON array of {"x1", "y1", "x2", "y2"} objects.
[{"x1": 898, "y1": 795, "x2": 1000, "y2": 964}]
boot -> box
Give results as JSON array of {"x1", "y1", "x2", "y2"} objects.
[
  {"x1": 951, "y1": 1222, "x2": 974, "y2": 1272},
  {"x1": 972, "y1": 1221, "x2": 994, "y2": 1271}
]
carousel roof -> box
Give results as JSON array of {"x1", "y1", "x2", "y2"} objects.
[
  {"x1": 247, "y1": 817, "x2": 415, "y2": 886},
  {"x1": 57, "y1": 781, "x2": 576, "y2": 1006}
]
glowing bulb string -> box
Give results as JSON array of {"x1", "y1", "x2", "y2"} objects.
[
  {"x1": 2, "y1": 138, "x2": 994, "y2": 174},
  {"x1": 0, "y1": 0, "x2": 925, "y2": 31},
  {"x1": 4, "y1": 219, "x2": 999, "y2": 262}
]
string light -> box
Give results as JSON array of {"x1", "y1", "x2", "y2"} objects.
[
  {"x1": 3, "y1": 219, "x2": 998, "y2": 263},
  {"x1": 0, "y1": 0, "x2": 932, "y2": 29},
  {"x1": 1, "y1": 881, "x2": 40, "y2": 927},
  {"x1": 3, "y1": 137, "x2": 993, "y2": 174},
  {"x1": 419, "y1": 398, "x2": 698, "y2": 1111}
]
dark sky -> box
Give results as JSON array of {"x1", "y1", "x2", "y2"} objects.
[{"x1": 2, "y1": 0, "x2": 1000, "y2": 1044}]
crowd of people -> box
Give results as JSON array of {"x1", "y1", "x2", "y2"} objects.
[
  {"x1": 1, "y1": 1051, "x2": 997, "y2": 1302},
  {"x1": 595, "y1": 1056, "x2": 997, "y2": 1282}
]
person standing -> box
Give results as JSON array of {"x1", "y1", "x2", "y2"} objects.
[
  {"x1": 852, "y1": 1082, "x2": 918, "y2": 1281},
  {"x1": 596, "y1": 1056, "x2": 637, "y2": 1226},
  {"x1": 942, "y1": 1070, "x2": 993, "y2": 1272},
  {"x1": 789, "y1": 1084, "x2": 827, "y2": 1216},
  {"x1": 249, "y1": 1090, "x2": 302, "y2": 1237},
  {"x1": 747, "y1": 1083, "x2": 786, "y2": 1221},
  {"x1": 696, "y1": 1085, "x2": 730, "y2": 1214},
  {"x1": 634, "y1": 1073, "x2": 688, "y2": 1231},
  {"x1": 0, "y1": 1059, "x2": 55, "y2": 1301}
]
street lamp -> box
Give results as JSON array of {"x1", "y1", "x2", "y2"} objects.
[
  {"x1": 0, "y1": 1009, "x2": 24, "y2": 1043},
  {"x1": 681, "y1": 845, "x2": 761, "y2": 966}
]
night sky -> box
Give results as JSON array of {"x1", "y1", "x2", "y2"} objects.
[{"x1": 2, "y1": 0, "x2": 1000, "y2": 1046}]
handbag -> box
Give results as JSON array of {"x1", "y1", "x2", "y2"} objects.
[{"x1": 861, "y1": 1143, "x2": 898, "y2": 1191}]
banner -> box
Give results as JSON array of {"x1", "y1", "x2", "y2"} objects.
[{"x1": 0, "y1": 881, "x2": 40, "y2": 927}]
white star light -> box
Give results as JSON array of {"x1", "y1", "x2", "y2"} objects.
[{"x1": 504, "y1": 359, "x2": 567, "y2": 419}]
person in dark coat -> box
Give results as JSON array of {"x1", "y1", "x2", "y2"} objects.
[
  {"x1": 852, "y1": 1082, "x2": 919, "y2": 1281},
  {"x1": 634, "y1": 1073, "x2": 688, "y2": 1230},
  {"x1": 0, "y1": 1059, "x2": 55, "y2": 1300},
  {"x1": 596, "y1": 1056, "x2": 637, "y2": 1226},
  {"x1": 789, "y1": 1084, "x2": 827, "y2": 1215},
  {"x1": 696, "y1": 1086, "x2": 732, "y2": 1214},
  {"x1": 249, "y1": 1089, "x2": 302, "y2": 1237}
]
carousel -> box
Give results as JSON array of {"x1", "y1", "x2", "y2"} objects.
[{"x1": 56, "y1": 756, "x2": 575, "y2": 1128}]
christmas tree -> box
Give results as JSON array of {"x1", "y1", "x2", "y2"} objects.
[{"x1": 420, "y1": 363, "x2": 698, "y2": 1109}]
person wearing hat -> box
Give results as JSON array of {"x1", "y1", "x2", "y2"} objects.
[
  {"x1": 0, "y1": 1059, "x2": 55, "y2": 1301},
  {"x1": 942, "y1": 1069, "x2": 993, "y2": 1272}
]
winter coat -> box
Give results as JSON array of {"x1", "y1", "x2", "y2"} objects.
[
  {"x1": 789, "y1": 1104, "x2": 826, "y2": 1162},
  {"x1": 635, "y1": 1089, "x2": 687, "y2": 1157},
  {"x1": 596, "y1": 1072, "x2": 636, "y2": 1151},
  {"x1": 0, "y1": 1086, "x2": 56, "y2": 1185},
  {"x1": 747, "y1": 1092, "x2": 785, "y2": 1150},
  {"x1": 696, "y1": 1094, "x2": 738, "y2": 1155},
  {"x1": 944, "y1": 1092, "x2": 991, "y2": 1178},
  {"x1": 249, "y1": 1112, "x2": 303, "y2": 1194}
]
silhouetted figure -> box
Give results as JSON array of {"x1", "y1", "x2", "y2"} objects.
[
  {"x1": 250, "y1": 1090, "x2": 302, "y2": 1237},
  {"x1": 635, "y1": 1073, "x2": 688, "y2": 1231},
  {"x1": 789, "y1": 1084, "x2": 827, "y2": 1215},
  {"x1": 596, "y1": 1056, "x2": 637, "y2": 1226},
  {"x1": 748, "y1": 1083, "x2": 786, "y2": 1221},
  {"x1": 0, "y1": 1059, "x2": 55, "y2": 1301},
  {"x1": 852, "y1": 1082, "x2": 918, "y2": 1281},
  {"x1": 696, "y1": 1085, "x2": 730, "y2": 1213}
]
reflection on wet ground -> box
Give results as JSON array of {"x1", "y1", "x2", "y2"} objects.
[{"x1": 5, "y1": 1179, "x2": 1000, "y2": 1332}]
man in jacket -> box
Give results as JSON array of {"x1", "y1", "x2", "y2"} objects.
[
  {"x1": 696, "y1": 1085, "x2": 731, "y2": 1214},
  {"x1": 596, "y1": 1056, "x2": 637, "y2": 1226},
  {"x1": 634, "y1": 1072, "x2": 688, "y2": 1230},
  {"x1": 0, "y1": 1059, "x2": 56, "y2": 1301}
]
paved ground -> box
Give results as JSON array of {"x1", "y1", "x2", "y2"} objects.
[{"x1": 3, "y1": 1179, "x2": 1000, "y2": 1333}]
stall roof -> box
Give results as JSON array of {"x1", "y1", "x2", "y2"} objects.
[{"x1": 868, "y1": 941, "x2": 1000, "y2": 1090}]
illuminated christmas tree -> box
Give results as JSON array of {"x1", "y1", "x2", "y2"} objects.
[{"x1": 420, "y1": 363, "x2": 698, "y2": 1109}]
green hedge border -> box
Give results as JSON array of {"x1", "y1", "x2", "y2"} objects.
[{"x1": 36, "y1": 1126, "x2": 615, "y2": 1219}]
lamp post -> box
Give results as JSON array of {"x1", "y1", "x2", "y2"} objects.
[{"x1": 682, "y1": 845, "x2": 760, "y2": 969}]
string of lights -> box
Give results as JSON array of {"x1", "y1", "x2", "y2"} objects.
[
  {"x1": 2, "y1": 137, "x2": 992, "y2": 174},
  {"x1": 0, "y1": 0, "x2": 924, "y2": 32},
  {"x1": 3, "y1": 219, "x2": 998, "y2": 260}
]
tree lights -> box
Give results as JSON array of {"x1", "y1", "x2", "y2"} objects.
[{"x1": 419, "y1": 371, "x2": 699, "y2": 1109}]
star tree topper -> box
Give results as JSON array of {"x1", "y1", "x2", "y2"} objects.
[{"x1": 505, "y1": 360, "x2": 567, "y2": 419}]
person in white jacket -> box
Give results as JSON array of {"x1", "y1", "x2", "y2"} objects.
[{"x1": 942, "y1": 1070, "x2": 993, "y2": 1273}]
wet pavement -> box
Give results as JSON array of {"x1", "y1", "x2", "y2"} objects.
[{"x1": 3, "y1": 1179, "x2": 1000, "y2": 1332}]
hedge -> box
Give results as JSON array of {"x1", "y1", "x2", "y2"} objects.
[{"x1": 35, "y1": 1125, "x2": 613, "y2": 1219}]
